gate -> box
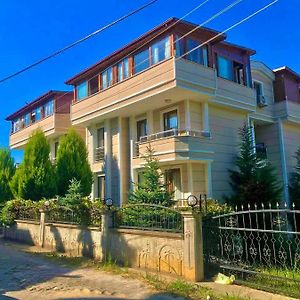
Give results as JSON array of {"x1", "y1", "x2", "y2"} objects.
[{"x1": 203, "y1": 203, "x2": 300, "y2": 297}]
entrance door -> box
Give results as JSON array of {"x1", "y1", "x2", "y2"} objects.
[{"x1": 165, "y1": 168, "x2": 182, "y2": 200}]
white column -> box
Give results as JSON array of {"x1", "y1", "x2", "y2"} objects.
[
  {"x1": 147, "y1": 110, "x2": 154, "y2": 134},
  {"x1": 185, "y1": 100, "x2": 191, "y2": 130},
  {"x1": 249, "y1": 118, "x2": 256, "y2": 153},
  {"x1": 278, "y1": 119, "x2": 289, "y2": 204},
  {"x1": 205, "y1": 162, "x2": 213, "y2": 198},
  {"x1": 129, "y1": 116, "x2": 136, "y2": 190},
  {"x1": 187, "y1": 163, "x2": 193, "y2": 197},
  {"x1": 202, "y1": 102, "x2": 210, "y2": 133},
  {"x1": 104, "y1": 119, "x2": 112, "y2": 200}
]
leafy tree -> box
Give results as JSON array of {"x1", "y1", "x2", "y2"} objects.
[
  {"x1": 289, "y1": 147, "x2": 300, "y2": 207},
  {"x1": 129, "y1": 146, "x2": 173, "y2": 207},
  {"x1": 0, "y1": 148, "x2": 15, "y2": 203},
  {"x1": 56, "y1": 129, "x2": 93, "y2": 197},
  {"x1": 225, "y1": 124, "x2": 282, "y2": 207},
  {"x1": 10, "y1": 130, "x2": 56, "y2": 200}
]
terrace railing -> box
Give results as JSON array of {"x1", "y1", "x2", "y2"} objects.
[{"x1": 113, "y1": 203, "x2": 183, "y2": 233}]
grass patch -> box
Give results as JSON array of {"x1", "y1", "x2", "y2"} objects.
[{"x1": 144, "y1": 274, "x2": 249, "y2": 300}]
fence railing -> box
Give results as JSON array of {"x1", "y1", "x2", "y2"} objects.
[
  {"x1": 113, "y1": 203, "x2": 183, "y2": 233},
  {"x1": 94, "y1": 146, "x2": 105, "y2": 162},
  {"x1": 18, "y1": 207, "x2": 40, "y2": 221},
  {"x1": 203, "y1": 202, "x2": 300, "y2": 297}
]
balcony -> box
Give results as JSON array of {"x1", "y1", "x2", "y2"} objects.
[
  {"x1": 9, "y1": 113, "x2": 71, "y2": 149},
  {"x1": 132, "y1": 129, "x2": 214, "y2": 168},
  {"x1": 71, "y1": 58, "x2": 256, "y2": 126}
]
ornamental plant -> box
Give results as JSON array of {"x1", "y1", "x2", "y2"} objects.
[
  {"x1": 129, "y1": 145, "x2": 173, "y2": 207},
  {"x1": 0, "y1": 148, "x2": 15, "y2": 203},
  {"x1": 224, "y1": 124, "x2": 282, "y2": 207},
  {"x1": 56, "y1": 129, "x2": 93, "y2": 197},
  {"x1": 289, "y1": 147, "x2": 300, "y2": 208},
  {"x1": 10, "y1": 130, "x2": 56, "y2": 200}
]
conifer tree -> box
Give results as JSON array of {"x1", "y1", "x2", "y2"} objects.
[
  {"x1": 225, "y1": 124, "x2": 282, "y2": 206},
  {"x1": 10, "y1": 130, "x2": 56, "y2": 200},
  {"x1": 0, "y1": 148, "x2": 15, "y2": 203},
  {"x1": 56, "y1": 129, "x2": 93, "y2": 197},
  {"x1": 289, "y1": 147, "x2": 300, "y2": 207},
  {"x1": 129, "y1": 146, "x2": 173, "y2": 206}
]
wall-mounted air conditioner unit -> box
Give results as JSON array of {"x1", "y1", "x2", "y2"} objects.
[{"x1": 257, "y1": 95, "x2": 267, "y2": 107}]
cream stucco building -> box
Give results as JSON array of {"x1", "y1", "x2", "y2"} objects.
[{"x1": 6, "y1": 18, "x2": 300, "y2": 205}]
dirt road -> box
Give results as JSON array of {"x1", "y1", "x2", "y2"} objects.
[{"x1": 0, "y1": 240, "x2": 182, "y2": 300}]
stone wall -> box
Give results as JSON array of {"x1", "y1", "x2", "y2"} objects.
[{"x1": 4, "y1": 211, "x2": 204, "y2": 282}]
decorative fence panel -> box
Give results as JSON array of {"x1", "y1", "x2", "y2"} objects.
[
  {"x1": 203, "y1": 203, "x2": 300, "y2": 297},
  {"x1": 113, "y1": 203, "x2": 183, "y2": 233}
]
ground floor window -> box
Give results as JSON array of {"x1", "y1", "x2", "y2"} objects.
[
  {"x1": 164, "y1": 168, "x2": 182, "y2": 200},
  {"x1": 96, "y1": 175, "x2": 105, "y2": 200}
]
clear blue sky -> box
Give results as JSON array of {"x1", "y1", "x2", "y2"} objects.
[{"x1": 0, "y1": 0, "x2": 298, "y2": 163}]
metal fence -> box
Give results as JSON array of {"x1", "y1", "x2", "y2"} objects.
[
  {"x1": 18, "y1": 207, "x2": 40, "y2": 221},
  {"x1": 47, "y1": 206, "x2": 80, "y2": 224},
  {"x1": 203, "y1": 203, "x2": 300, "y2": 297},
  {"x1": 113, "y1": 203, "x2": 183, "y2": 233}
]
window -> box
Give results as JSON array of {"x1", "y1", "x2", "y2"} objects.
[
  {"x1": 137, "y1": 119, "x2": 147, "y2": 141},
  {"x1": 117, "y1": 58, "x2": 129, "y2": 82},
  {"x1": 97, "y1": 127, "x2": 105, "y2": 148},
  {"x1": 165, "y1": 168, "x2": 182, "y2": 200},
  {"x1": 31, "y1": 111, "x2": 36, "y2": 124},
  {"x1": 96, "y1": 175, "x2": 105, "y2": 200},
  {"x1": 151, "y1": 36, "x2": 171, "y2": 65},
  {"x1": 253, "y1": 81, "x2": 264, "y2": 103},
  {"x1": 12, "y1": 119, "x2": 20, "y2": 133},
  {"x1": 174, "y1": 34, "x2": 184, "y2": 57},
  {"x1": 36, "y1": 107, "x2": 41, "y2": 121},
  {"x1": 134, "y1": 49, "x2": 150, "y2": 74},
  {"x1": 101, "y1": 67, "x2": 113, "y2": 90},
  {"x1": 233, "y1": 61, "x2": 244, "y2": 84},
  {"x1": 24, "y1": 113, "x2": 30, "y2": 127},
  {"x1": 217, "y1": 55, "x2": 233, "y2": 81},
  {"x1": 89, "y1": 76, "x2": 99, "y2": 95},
  {"x1": 186, "y1": 38, "x2": 208, "y2": 66},
  {"x1": 163, "y1": 110, "x2": 178, "y2": 131},
  {"x1": 256, "y1": 142, "x2": 267, "y2": 159},
  {"x1": 76, "y1": 81, "x2": 88, "y2": 100},
  {"x1": 44, "y1": 100, "x2": 54, "y2": 117}
]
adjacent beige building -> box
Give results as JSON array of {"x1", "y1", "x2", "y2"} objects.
[{"x1": 6, "y1": 18, "x2": 300, "y2": 205}]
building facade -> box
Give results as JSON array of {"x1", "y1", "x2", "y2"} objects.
[{"x1": 6, "y1": 18, "x2": 300, "y2": 205}]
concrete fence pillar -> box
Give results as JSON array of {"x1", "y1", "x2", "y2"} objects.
[
  {"x1": 39, "y1": 209, "x2": 47, "y2": 248},
  {"x1": 182, "y1": 211, "x2": 204, "y2": 282},
  {"x1": 101, "y1": 211, "x2": 113, "y2": 261}
]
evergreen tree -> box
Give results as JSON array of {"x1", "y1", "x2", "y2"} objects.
[
  {"x1": 10, "y1": 130, "x2": 56, "y2": 200},
  {"x1": 56, "y1": 129, "x2": 93, "y2": 197},
  {"x1": 129, "y1": 146, "x2": 173, "y2": 207},
  {"x1": 0, "y1": 148, "x2": 15, "y2": 203},
  {"x1": 289, "y1": 147, "x2": 300, "y2": 207},
  {"x1": 59, "y1": 178, "x2": 82, "y2": 207},
  {"x1": 225, "y1": 124, "x2": 282, "y2": 207}
]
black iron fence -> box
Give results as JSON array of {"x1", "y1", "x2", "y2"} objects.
[
  {"x1": 18, "y1": 206, "x2": 40, "y2": 221},
  {"x1": 203, "y1": 203, "x2": 300, "y2": 297},
  {"x1": 113, "y1": 203, "x2": 183, "y2": 233}
]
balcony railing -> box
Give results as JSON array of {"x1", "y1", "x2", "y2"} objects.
[
  {"x1": 94, "y1": 146, "x2": 105, "y2": 162},
  {"x1": 135, "y1": 128, "x2": 210, "y2": 157}
]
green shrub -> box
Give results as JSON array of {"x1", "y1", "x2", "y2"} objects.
[
  {"x1": 0, "y1": 199, "x2": 41, "y2": 225},
  {"x1": 202, "y1": 198, "x2": 233, "y2": 218}
]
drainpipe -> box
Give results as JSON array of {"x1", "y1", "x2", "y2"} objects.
[{"x1": 277, "y1": 119, "x2": 290, "y2": 205}]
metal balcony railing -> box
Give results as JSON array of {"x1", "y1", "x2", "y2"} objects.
[
  {"x1": 134, "y1": 128, "x2": 211, "y2": 157},
  {"x1": 94, "y1": 146, "x2": 105, "y2": 162}
]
